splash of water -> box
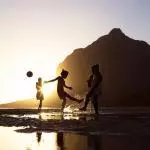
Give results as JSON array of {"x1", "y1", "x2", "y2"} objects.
[
  {"x1": 63, "y1": 105, "x2": 74, "y2": 113},
  {"x1": 63, "y1": 103, "x2": 81, "y2": 113}
]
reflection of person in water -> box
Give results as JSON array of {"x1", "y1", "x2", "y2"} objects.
[
  {"x1": 44, "y1": 69, "x2": 83, "y2": 111},
  {"x1": 88, "y1": 135, "x2": 101, "y2": 150},
  {"x1": 80, "y1": 64, "x2": 103, "y2": 115},
  {"x1": 36, "y1": 131, "x2": 42, "y2": 143},
  {"x1": 57, "y1": 132, "x2": 64, "y2": 150},
  {"x1": 36, "y1": 77, "x2": 44, "y2": 111},
  {"x1": 36, "y1": 114, "x2": 42, "y2": 143}
]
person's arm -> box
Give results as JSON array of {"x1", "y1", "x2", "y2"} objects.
[
  {"x1": 87, "y1": 75, "x2": 93, "y2": 88},
  {"x1": 44, "y1": 77, "x2": 59, "y2": 83},
  {"x1": 64, "y1": 83, "x2": 72, "y2": 90},
  {"x1": 87, "y1": 74, "x2": 102, "y2": 97},
  {"x1": 36, "y1": 83, "x2": 41, "y2": 90}
]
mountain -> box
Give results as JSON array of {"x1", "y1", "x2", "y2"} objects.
[{"x1": 57, "y1": 28, "x2": 150, "y2": 106}]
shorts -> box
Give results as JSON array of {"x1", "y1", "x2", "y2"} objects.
[{"x1": 58, "y1": 91, "x2": 67, "y2": 100}]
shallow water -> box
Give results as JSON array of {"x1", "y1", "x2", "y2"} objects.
[
  {"x1": 0, "y1": 127, "x2": 88, "y2": 150},
  {"x1": 1, "y1": 126, "x2": 150, "y2": 150},
  {"x1": 1, "y1": 107, "x2": 150, "y2": 149}
]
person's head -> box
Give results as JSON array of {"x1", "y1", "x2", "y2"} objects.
[
  {"x1": 38, "y1": 77, "x2": 42, "y2": 83},
  {"x1": 91, "y1": 64, "x2": 99, "y2": 74},
  {"x1": 61, "y1": 69, "x2": 69, "y2": 79}
]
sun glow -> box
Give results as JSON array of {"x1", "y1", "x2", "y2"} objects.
[
  {"x1": 0, "y1": 63, "x2": 58, "y2": 104},
  {"x1": 33, "y1": 63, "x2": 58, "y2": 100},
  {"x1": 42, "y1": 83, "x2": 56, "y2": 96},
  {"x1": 0, "y1": 127, "x2": 58, "y2": 150}
]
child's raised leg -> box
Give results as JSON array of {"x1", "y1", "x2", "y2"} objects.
[{"x1": 65, "y1": 92, "x2": 83, "y2": 103}]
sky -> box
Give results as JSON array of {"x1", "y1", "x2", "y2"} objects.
[{"x1": 0, "y1": 0, "x2": 150, "y2": 103}]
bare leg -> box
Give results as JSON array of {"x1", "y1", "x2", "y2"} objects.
[
  {"x1": 38, "y1": 100, "x2": 42, "y2": 111},
  {"x1": 65, "y1": 93, "x2": 83, "y2": 103},
  {"x1": 61, "y1": 99, "x2": 66, "y2": 112},
  {"x1": 92, "y1": 95, "x2": 99, "y2": 115},
  {"x1": 79, "y1": 95, "x2": 90, "y2": 111}
]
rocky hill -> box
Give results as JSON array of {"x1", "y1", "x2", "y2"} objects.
[{"x1": 57, "y1": 28, "x2": 150, "y2": 106}]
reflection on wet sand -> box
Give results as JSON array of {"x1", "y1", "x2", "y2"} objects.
[
  {"x1": 88, "y1": 135, "x2": 101, "y2": 150},
  {"x1": 36, "y1": 131, "x2": 42, "y2": 143},
  {"x1": 36, "y1": 114, "x2": 42, "y2": 143},
  {"x1": 57, "y1": 132, "x2": 64, "y2": 150},
  {"x1": 1, "y1": 126, "x2": 150, "y2": 150},
  {"x1": 2, "y1": 108, "x2": 150, "y2": 149}
]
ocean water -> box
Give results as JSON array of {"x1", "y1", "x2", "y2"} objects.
[{"x1": 1, "y1": 107, "x2": 150, "y2": 149}]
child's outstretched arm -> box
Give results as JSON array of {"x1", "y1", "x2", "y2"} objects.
[{"x1": 44, "y1": 77, "x2": 59, "y2": 83}]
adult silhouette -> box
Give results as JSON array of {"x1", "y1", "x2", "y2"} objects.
[{"x1": 80, "y1": 64, "x2": 103, "y2": 115}]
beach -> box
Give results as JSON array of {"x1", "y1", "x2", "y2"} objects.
[{"x1": 1, "y1": 108, "x2": 150, "y2": 149}]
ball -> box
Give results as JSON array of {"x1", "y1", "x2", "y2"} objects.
[{"x1": 26, "y1": 71, "x2": 33, "y2": 77}]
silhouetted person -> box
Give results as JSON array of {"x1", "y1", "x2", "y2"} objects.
[
  {"x1": 57, "y1": 132, "x2": 64, "y2": 150},
  {"x1": 44, "y1": 69, "x2": 83, "y2": 112},
  {"x1": 80, "y1": 64, "x2": 102, "y2": 115},
  {"x1": 36, "y1": 77, "x2": 44, "y2": 111}
]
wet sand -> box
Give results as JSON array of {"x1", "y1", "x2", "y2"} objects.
[
  {"x1": 1, "y1": 108, "x2": 150, "y2": 149},
  {"x1": 1, "y1": 108, "x2": 150, "y2": 135}
]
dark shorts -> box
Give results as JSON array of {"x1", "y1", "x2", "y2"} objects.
[{"x1": 58, "y1": 91, "x2": 68, "y2": 100}]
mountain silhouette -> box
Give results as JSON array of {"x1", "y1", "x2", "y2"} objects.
[{"x1": 57, "y1": 28, "x2": 150, "y2": 106}]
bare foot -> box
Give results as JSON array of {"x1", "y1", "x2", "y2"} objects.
[{"x1": 79, "y1": 106, "x2": 86, "y2": 111}]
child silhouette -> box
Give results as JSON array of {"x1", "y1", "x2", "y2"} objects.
[
  {"x1": 36, "y1": 77, "x2": 44, "y2": 110},
  {"x1": 44, "y1": 69, "x2": 83, "y2": 111}
]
